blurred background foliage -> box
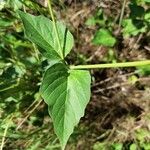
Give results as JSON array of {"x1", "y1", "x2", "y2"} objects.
[{"x1": 0, "y1": 0, "x2": 150, "y2": 150}]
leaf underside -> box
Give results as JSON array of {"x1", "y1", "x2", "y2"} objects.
[{"x1": 40, "y1": 63, "x2": 91, "y2": 148}]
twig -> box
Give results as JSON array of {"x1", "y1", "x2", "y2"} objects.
[
  {"x1": 133, "y1": 34, "x2": 143, "y2": 49},
  {"x1": 70, "y1": 10, "x2": 85, "y2": 22},
  {"x1": 94, "y1": 82, "x2": 125, "y2": 93},
  {"x1": 16, "y1": 100, "x2": 42, "y2": 130},
  {"x1": 92, "y1": 71, "x2": 138, "y2": 88},
  {"x1": 119, "y1": 0, "x2": 127, "y2": 28},
  {"x1": 144, "y1": 46, "x2": 150, "y2": 53},
  {"x1": 0, "y1": 116, "x2": 13, "y2": 150},
  {"x1": 0, "y1": 124, "x2": 9, "y2": 150},
  {"x1": 24, "y1": 99, "x2": 38, "y2": 114},
  {"x1": 94, "y1": 77, "x2": 150, "y2": 93}
]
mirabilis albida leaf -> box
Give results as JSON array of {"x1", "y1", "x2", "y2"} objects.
[
  {"x1": 19, "y1": 11, "x2": 91, "y2": 149},
  {"x1": 18, "y1": 11, "x2": 74, "y2": 60},
  {"x1": 40, "y1": 63, "x2": 91, "y2": 149}
]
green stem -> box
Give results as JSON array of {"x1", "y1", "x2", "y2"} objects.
[
  {"x1": 0, "y1": 124, "x2": 9, "y2": 150},
  {"x1": 119, "y1": 0, "x2": 127, "y2": 27},
  {"x1": 70, "y1": 60, "x2": 150, "y2": 70},
  {"x1": 0, "y1": 116, "x2": 13, "y2": 150},
  {"x1": 48, "y1": 0, "x2": 63, "y2": 59}
]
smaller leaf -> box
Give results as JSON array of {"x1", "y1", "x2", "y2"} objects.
[
  {"x1": 111, "y1": 143, "x2": 123, "y2": 150},
  {"x1": 0, "y1": 19, "x2": 13, "y2": 27},
  {"x1": 92, "y1": 28, "x2": 116, "y2": 47},
  {"x1": 129, "y1": 3, "x2": 145, "y2": 18},
  {"x1": 136, "y1": 65, "x2": 150, "y2": 76},
  {"x1": 144, "y1": 10, "x2": 150, "y2": 23},
  {"x1": 122, "y1": 19, "x2": 146, "y2": 37},
  {"x1": 85, "y1": 16, "x2": 96, "y2": 26},
  {"x1": 130, "y1": 144, "x2": 137, "y2": 150}
]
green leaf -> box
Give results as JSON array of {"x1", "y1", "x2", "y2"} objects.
[
  {"x1": 130, "y1": 144, "x2": 137, "y2": 150},
  {"x1": 93, "y1": 142, "x2": 108, "y2": 150},
  {"x1": 122, "y1": 19, "x2": 146, "y2": 37},
  {"x1": 0, "y1": 19, "x2": 13, "y2": 27},
  {"x1": 40, "y1": 63, "x2": 91, "y2": 149},
  {"x1": 136, "y1": 65, "x2": 150, "y2": 76},
  {"x1": 8, "y1": 0, "x2": 22, "y2": 10},
  {"x1": 18, "y1": 11, "x2": 74, "y2": 60},
  {"x1": 85, "y1": 16, "x2": 96, "y2": 26},
  {"x1": 129, "y1": 3, "x2": 145, "y2": 18},
  {"x1": 144, "y1": 10, "x2": 150, "y2": 23},
  {"x1": 92, "y1": 28, "x2": 116, "y2": 47},
  {"x1": 111, "y1": 143, "x2": 123, "y2": 150}
]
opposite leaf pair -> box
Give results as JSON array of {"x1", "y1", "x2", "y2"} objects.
[{"x1": 19, "y1": 11, "x2": 91, "y2": 149}]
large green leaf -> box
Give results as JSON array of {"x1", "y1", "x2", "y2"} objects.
[
  {"x1": 18, "y1": 11, "x2": 74, "y2": 60},
  {"x1": 40, "y1": 63, "x2": 91, "y2": 149},
  {"x1": 92, "y1": 28, "x2": 116, "y2": 47}
]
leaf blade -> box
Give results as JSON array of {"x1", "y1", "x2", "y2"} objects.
[
  {"x1": 40, "y1": 63, "x2": 91, "y2": 149},
  {"x1": 18, "y1": 11, "x2": 74, "y2": 59}
]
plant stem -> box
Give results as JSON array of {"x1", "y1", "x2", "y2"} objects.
[
  {"x1": 0, "y1": 124, "x2": 9, "y2": 150},
  {"x1": 0, "y1": 115, "x2": 13, "y2": 150},
  {"x1": 47, "y1": 0, "x2": 63, "y2": 59},
  {"x1": 70, "y1": 60, "x2": 150, "y2": 70},
  {"x1": 119, "y1": 0, "x2": 127, "y2": 28}
]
